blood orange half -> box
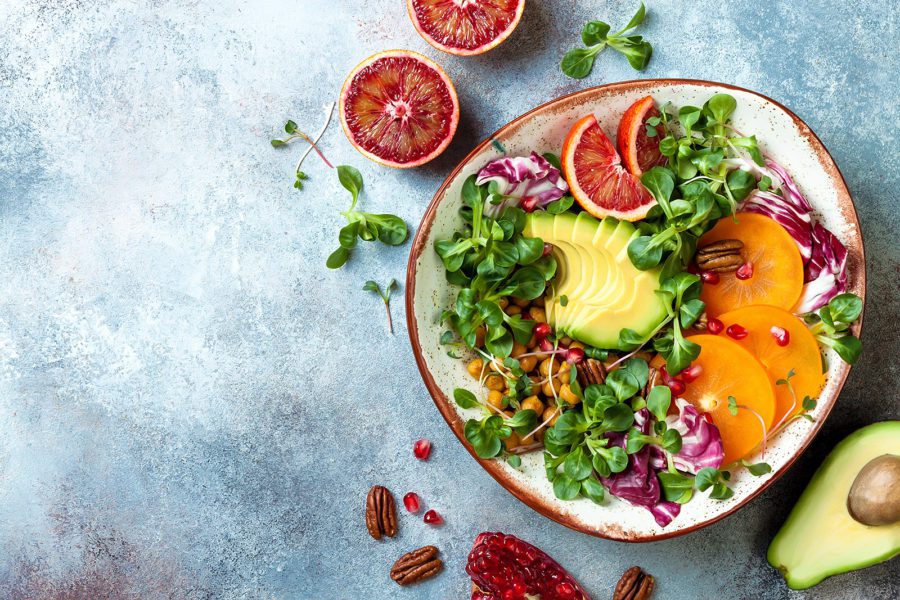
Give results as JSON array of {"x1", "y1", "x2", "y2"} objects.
[
  {"x1": 339, "y1": 50, "x2": 460, "y2": 169},
  {"x1": 561, "y1": 114, "x2": 656, "y2": 221},
  {"x1": 617, "y1": 96, "x2": 668, "y2": 176},
  {"x1": 407, "y1": 0, "x2": 525, "y2": 56}
]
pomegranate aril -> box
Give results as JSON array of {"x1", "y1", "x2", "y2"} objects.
[
  {"x1": 736, "y1": 262, "x2": 754, "y2": 280},
  {"x1": 539, "y1": 338, "x2": 555, "y2": 353},
  {"x1": 403, "y1": 492, "x2": 421, "y2": 513},
  {"x1": 413, "y1": 438, "x2": 432, "y2": 460},
  {"x1": 681, "y1": 363, "x2": 703, "y2": 383},
  {"x1": 667, "y1": 378, "x2": 686, "y2": 396},
  {"x1": 770, "y1": 325, "x2": 790, "y2": 346},
  {"x1": 542, "y1": 243, "x2": 554, "y2": 257},
  {"x1": 701, "y1": 270, "x2": 720, "y2": 284},
  {"x1": 726, "y1": 323, "x2": 749, "y2": 340},
  {"x1": 707, "y1": 317, "x2": 725, "y2": 335},
  {"x1": 423, "y1": 509, "x2": 443, "y2": 525},
  {"x1": 534, "y1": 322, "x2": 551, "y2": 339},
  {"x1": 565, "y1": 347, "x2": 585, "y2": 364}
]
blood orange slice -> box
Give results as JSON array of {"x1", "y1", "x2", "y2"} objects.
[
  {"x1": 339, "y1": 50, "x2": 460, "y2": 169},
  {"x1": 561, "y1": 114, "x2": 656, "y2": 221},
  {"x1": 407, "y1": 0, "x2": 525, "y2": 57},
  {"x1": 617, "y1": 96, "x2": 668, "y2": 176}
]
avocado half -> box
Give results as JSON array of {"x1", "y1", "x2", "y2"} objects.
[
  {"x1": 767, "y1": 421, "x2": 900, "y2": 589},
  {"x1": 523, "y1": 211, "x2": 668, "y2": 348}
]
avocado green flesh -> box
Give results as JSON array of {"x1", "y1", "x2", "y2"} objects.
[
  {"x1": 767, "y1": 421, "x2": 900, "y2": 590},
  {"x1": 523, "y1": 212, "x2": 668, "y2": 348}
]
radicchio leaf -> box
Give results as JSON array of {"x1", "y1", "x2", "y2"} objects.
[
  {"x1": 796, "y1": 222, "x2": 849, "y2": 312},
  {"x1": 601, "y1": 409, "x2": 681, "y2": 527},
  {"x1": 476, "y1": 152, "x2": 568, "y2": 214},
  {"x1": 664, "y1": 398, "x2": 725, "y2": 474},
  {"x1": 740, "y1": 160, "x2": 813, "y2": 261}
]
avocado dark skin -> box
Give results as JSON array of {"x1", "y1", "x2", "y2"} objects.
[{"x1": 848, "y1": 454, "x2": 900, "y2": 526}]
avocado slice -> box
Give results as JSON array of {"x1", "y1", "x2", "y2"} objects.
[
  {"x1": 768, "y1": 421, "x2": 900, "y2": 590},
  {"x1": 522, "y1": 212, "x2": 668, "y2": 348}
]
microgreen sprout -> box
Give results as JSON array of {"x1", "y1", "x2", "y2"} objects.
[
  {"x1": 561, "y1": 2, "x2": 653, "y2": 79},
  {"x1": 363, "y1": 278, "x2": 398, "y2": 335},
  {"x1": 806, "y1": 292, "x2": 863, "y2": 365},
  {"x1": 327, "y1": 165, "x2": 408, "y2": 269},
  {"x1": 270, "y1": 102, "x2": 336, "y2": 190}
]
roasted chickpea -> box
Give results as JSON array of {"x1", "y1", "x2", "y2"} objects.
[
  {"x1": 533, "y1": 295, "x2": 545, "y2": 307},
  {"x1": 506, "y1": 305, "x2": 522, "y2": 316},
  {"x1": 487, "y1": 390, "x2": 505, "y2": 410},
  {"x1": 505, "y1": 431, "x2": 521, "y2": 450},
  {"x1": 519, "y1": 356, "x2": 538, "y2": 373},
  {"x1": 485, "y1": 374, "x2": 505, "y2": 391},
  {"x1": 559, "y1": 384, "x2": 580, "y2": 405},
  {"x1": 513, "y1": 297, "x2": 530, "y2": 308},
  {"x1": 467, "y1": 358, "x2": 485, "y2": 379},
  {"x1": 474, "y1": 326, "x2": 486, "y2": 348},
  {"x1": 498, "y1": 297, "x2": 509, "y2": 309},
  {"x1": 559, "y1": 336, "x2": 573, "y2": 346},
  {"x1": 542, "y1": 406, "x2": 560, "y2": 427},
  {"x1": 530, "y1": 307, "x2": 547, "y2": 323},
  {"x1": 542, "y1": 380, "x2": 561, "y2": 397},
  {"x1": 568, "y1": 341, "x2": 585, "y2": 351},
  {"x1": 521, "y1": 396, "x2": 544, "y2": 414},
  {"x1": 539, "y1": 357, "x2": 560, "y2": 377},
  {"x1": 511, "y1": 342, "x2": 527, "y2": 357}
]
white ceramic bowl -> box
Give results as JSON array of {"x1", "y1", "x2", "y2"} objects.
[{"x1": 406, "y1": 80, "x2": 865, "y2": 541}]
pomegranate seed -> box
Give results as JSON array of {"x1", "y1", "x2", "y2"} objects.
[
  {"x1": 413, "y1": 438, "x2": 431, "y2": 460},
  {"x1": 533, "y1": 322, "x2": 551, "y2": 339},
  {"x1": 521, "y1": 197, "x2": 539, "y2": 212},
  {"x1": 726, "y1": 323, "x2": 749, "y2": 340},
  {"x1": 736, "y1": 262, "x2": 754, "y2": 280},
  {"x1": 539, "y1": 338, "x2": 555, "y2": 353},
  {"x1": 542, "y1": 243, "x2": 553, "y2": 257},
  {"x1": 521, "y1": 310, "x2": 533, "y2": 321},
  {"x1": 681, "y1": 363, "x2": 703, "y2": 383},
  {"x1": 707, "y1": 317, "x2": 724, "y2": 335},
  {"x1": 423, "y1": 509, "x2": 443, "y2": 525},
  {"x1": 701, "y1": 270, "x2": 720, "y2": 284},
  {"x1": 687, "y1": 262, "x2": 700, "y2": 275},
  {"x1": 770, "y1": 325, "x2": 790, "y2": 346},
  {"x1": 565, "y1": 347, "x2": 585, "y2": 364},
  {"x1": 403, "y1": 492, "x2": 421, "y2": 513},
  {"x1": 667, "y1": 378, "x2": 686, "y2": 395}
]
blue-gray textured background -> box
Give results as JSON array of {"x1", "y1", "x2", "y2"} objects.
[{"x1": 0, "y1": 1, "x2": 897, "y2": 598}]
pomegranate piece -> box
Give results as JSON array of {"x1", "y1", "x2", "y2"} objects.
[
  {"x1": 770, "y1": 325, "x2": 790, "y2": 347},
  {"x1": 467, "y1": 532, "x2": 589, "y2": 600},
  {"x1": 701, "y1": 270, "x2": 720, "y2": 285},
  {"x1": 423, "y1": 509, "x2": 443, "y2": 525},
  {"x1": 735, "y1": 261, "x2": 754, "y2": 280},
  {"x1": 542, "y1": 243, "x2": 554, "y2": 257},
  {"x1": 726, "y1": 323, "x2": 749, "y2": 340},
  {"x1": 403, "y1": 492, "x2": 421, "y2": 514},
  {"x1": 667, "y1": 378, "x2": 686, "y2": 396},
  {"x1": 681, "y1": 363, "x2": 703, "y2": 383},
  {"x1": 534, "y1": 322, "x2": 552, "y2": 340},
  {"x1": 413, "y1": 438, "x2": 432, "y2": 460},
  {"x1": 707, "y1": 317, "x2": 725, "y2": 335},
  {"x1": 566, "y1": 347, "x2": 585, "y2": 364}
]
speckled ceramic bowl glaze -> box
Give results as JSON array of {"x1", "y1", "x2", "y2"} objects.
[{"x1": 405, "y1": 80, "x2": 865, "y2": 542}]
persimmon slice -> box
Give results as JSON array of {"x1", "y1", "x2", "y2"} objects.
[
  {"x1": 699, "y1": 213, "x2": 804, "y2": 316},
  {"x1": 718, "y1": 305, "x2": 826, "y2": 427},
  {"x1": 682, "y1": 334, "x2": 777, "y2": 465}
]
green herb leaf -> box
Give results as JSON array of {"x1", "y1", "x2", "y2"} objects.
[
  {"x1": 507, "y1": 454, "x2": 522, "y2": 469},
  {"x1": 727, "y1": 396, "x2": 739, "y2": 416},
  {"x1": 564, "y1": 447, "x2": 593, "y2": 481},
  {"x1": 580, "y1": 478, "x2": 606, "y2": 504},
  {"x1": 647, "y1": 385, "x2": 672, "y2": 421},
  {"x1": 581, "y1": 21, "x2": 610, "y2": 46},
  {"x1": 326, "y1": 247, "x2": 350, "y2": 269},
  {"x1": 337, "y1": 165, "x2": 363, "y2": 205},
  {"x1": 620, "y1": 1, "x2": 647, "y2": 32},
  {"x1": 454, "y1": 388, "x2": 480, "y2": 409},
  {"x1": 561, "y1": 46, "x2": 602, "y2": 79},
  {"x1": 744, "y1": 461, "x2": 772, "y2": 476},
  {"x1": 553, "y1": 473, "x2": 581, "y2": 500},
  {"x1": 658, "y1": 471, "x2": 694, "y2": 503}
]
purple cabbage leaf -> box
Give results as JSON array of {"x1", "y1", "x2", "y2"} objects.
[
  {"x1": 475, "y1": 152, "x2": 568, "y2": 214},
  {"x1": 664, "y1": 398, "x2": 725, "y2": 474}
]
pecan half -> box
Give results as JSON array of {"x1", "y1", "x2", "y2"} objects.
[
  {"x1": 365, "y1": 485, "x2": 397, "y2": 540},
  {"x1": 579, "y1": 358, "x2": 607, "y2": 387},
  {"x1": 696, "y1": 238, "x2": 744, "y2": 272},
  {"x1": 390, "y1": 545, "x2": 443, "y2": 585},
  {"x1": 613, "y1": 566, "x2": 655, "y2": 600}
]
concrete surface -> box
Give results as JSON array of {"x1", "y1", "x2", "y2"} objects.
[{"x1": 0, "y1": 1, "x2": 897, "y2": 598}]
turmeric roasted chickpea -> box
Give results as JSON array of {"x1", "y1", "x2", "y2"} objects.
[
  {"x1": 511, "y1": 342, "x2": 527, "y2": 358},
  {"x1": 519, "y1": 356, "x2": 538, "y2": 373},
  {"x1": 474, "y1": 326, "x2": 486, "y2": 348},
  {"x1": 559, "y1": 384, "x2": 580, "y2": 405},
  {"x1": 485, "y1": 374, "x2": 506, "y2": 391},
  {"x1": 539, "y1": 357, "x2": 560, "y2": 377},
  {"x1": 542, "y1": 406, "x2": 560, "y2": 426},
  {"x1": 505, "y1": 431, "x2": 521, "y2": 450},
  {"x1": 513, "y1": 297, "x2": 531, "y2": 308},
  {"x1": 487, "y1": 390, "x2": 505, "y2": 410},
  {"x1": 521, "y1": 396, "x2": 544, "y2": 414},
  {"x1": 498, "y1": 297, "x2": 510, "y2": 309},
  {"x1": 467, "y1": 358, "x2": 485, "y2": 379},
  {"x1": 529, "y1": 307, "x2": 547, "y2": 323},
  {"x1": 506, "y1": 305, "x2": 522, "y2": 316}
]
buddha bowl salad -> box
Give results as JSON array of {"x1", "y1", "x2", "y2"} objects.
[{"x1": 436, "y1": 94, "x2": 862, "y2": 527}]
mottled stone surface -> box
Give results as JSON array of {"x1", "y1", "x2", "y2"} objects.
[{"x1": 0, "y1": 1, "x2": 897, "y2": 598}]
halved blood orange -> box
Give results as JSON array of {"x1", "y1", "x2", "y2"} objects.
[
  {"x1": 699, "y1": 212, "x2": 804, "y2": 316},
  {"x1": 561, "y1": 114, "x2": 656, "y2": 221},
  {"x1": 339, "y1": 50, "x2": 460, "y2": 169},
  {"x1": 718, "y1": 305, "x2": 826, "y2": 428},
  {"x1": 681, "y1": 335, "x2": 777, "y2": 465},
  {"x1": 407, "y1": 0, "x2": 525, "y2": 56},
  {"x1": 617, "y1": 96, "x2": 668, "y2": 176}
]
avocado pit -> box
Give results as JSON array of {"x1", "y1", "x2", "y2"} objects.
[{"x1": 847, "y1": 454, "x2": 900, "y2": 526}]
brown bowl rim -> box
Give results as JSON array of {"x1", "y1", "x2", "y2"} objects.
[{"x1": 404, "y1": 78, "x2": 866, "y2": 542}]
